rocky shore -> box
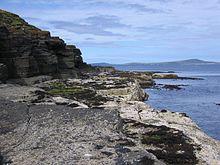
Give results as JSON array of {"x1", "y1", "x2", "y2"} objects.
[
  {"x1": 0, "y1": 9, "x2": 220, "y2": 165},
  {"x1": 1, "y1": 71, "x2": 220, "y2": 165},
  {"x1": 152, "y1": 73, "x2": 203, "y2": 80}
]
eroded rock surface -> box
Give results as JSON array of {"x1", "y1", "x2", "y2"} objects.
[
  {"x1": 0, "y1": 99, "x2": 165, "y2": 165},
  {"x1": 114, "y1": 101, "x2": 220, "y2": 165},
  {"x1": 1, "y1": 76, "x2": 220, "y2": 165}
]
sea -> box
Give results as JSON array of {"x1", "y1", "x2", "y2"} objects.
[{"x1": 112, "y1": 63, "x2": 220, "y2": 140}]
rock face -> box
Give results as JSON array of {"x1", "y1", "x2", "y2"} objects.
[
  {"x1": 0, "y1": 9, "x2": 87, "y2": 80},
  {"x1": 0, "y1": 63, "x2": 8, "y2": 82}
]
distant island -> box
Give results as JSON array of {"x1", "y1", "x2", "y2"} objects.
[{"x1": 92, "y1": 59, "x2": 219, "y2": 67}]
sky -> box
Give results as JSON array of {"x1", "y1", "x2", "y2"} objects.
[{"x1": 1, "y1": 0, "x2": 220, "y2": 63}]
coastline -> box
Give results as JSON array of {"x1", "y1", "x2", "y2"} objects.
[
  {"x1": 0, "y1": 9, "x2": 220, "y2": 164},
  {"x1": 146, "y1": 72, "x2": 220, "y2": 141},
  {"x1": 1, "y1": 69, "x2": 220, "y2": 164}
]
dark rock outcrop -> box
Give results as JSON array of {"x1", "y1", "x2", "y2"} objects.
[
  {"x1": 0, "y1": 9, "x2": 88, "y2": 80},
  {"x1": 0, "y1": 63, "x2": 8, "y2": 82}
]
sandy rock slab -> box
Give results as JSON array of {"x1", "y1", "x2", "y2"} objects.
[{"x1": 0, "y1": 99, "x2": 164, "y2": 165}]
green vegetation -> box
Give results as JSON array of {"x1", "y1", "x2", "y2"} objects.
[
  {"x1": 47, "y1": 83, "x2": 85, "y2": 96},
  {"x1": 48, "y1": 87, "x2": 85, "y2": 95},
  {"x1": 0, "y1": 9, "x2": 40, "y2": 32},
  {"x1": 46, "y1": 82, "x2": 108, "y2": 107},
  {"x1": 49, "y1": 83, "x2": 66, "y2": 89}
]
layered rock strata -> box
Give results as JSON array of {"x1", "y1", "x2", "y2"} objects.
[{"x1": 0, "y1": 9, "x2": 87, "y2": 80}]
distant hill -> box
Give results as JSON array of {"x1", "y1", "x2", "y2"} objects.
[
  {"x1": 173, "y1": 59, "x2": 215, "y2": 64},
  {"x1": 91, "y1": 59, "x2": 219, "y2": 66},
  {"x1": 91, "y1": 63, "x2": 113, "y2": 67},
  {"x1": 91, "y1": 59, "x2": 220, "y2": 73},
  {"x1": 125, "y1": 59, "x2": 219, "y2": 66}
]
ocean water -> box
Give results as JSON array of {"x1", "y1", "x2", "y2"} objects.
[{"x1": 114, "y1": 64, "x2": 220, "y2": 140}]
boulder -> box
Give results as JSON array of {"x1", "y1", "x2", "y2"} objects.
[{"x1": 128, "y1": 80, "x2": 148, "y2": 101}]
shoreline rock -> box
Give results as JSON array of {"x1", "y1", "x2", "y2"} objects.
[
  {"x1": 115, "y1": 101, "x2": 220, "y2": 165},
  {"x1": 1, "y1": 73, "x2": 220, "y2": 164},
  {"x1": 152, "y1": 73, "x2": 178, "y2": 79},
  {"x1": 152, "y1": 73, "x2": 203, "y2": 80}
]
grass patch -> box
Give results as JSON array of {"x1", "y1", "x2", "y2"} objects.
[
  {"x1": 49, "y1": 83, "x2": 66, "y2": 88},
  {"x1": 45, "y1": 82, "x2": 109, "y2": 107},
  {"x1": 47, "y1": 83, "x2": 85, "y2": 96},
  {"x1": 0, "y1": 9, "x2": 40, "y2": 32},
  {"x1": 48, "y1": 87, "x2": 85, "y2": 95}
]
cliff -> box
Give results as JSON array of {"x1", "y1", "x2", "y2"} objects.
[{"x1": 0, "y1": 9, "x2": 88, "y2": 80}]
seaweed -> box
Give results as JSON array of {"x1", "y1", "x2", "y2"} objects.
[{"x1": 122, "y1": 119, "x2": 200, "y2": 165}]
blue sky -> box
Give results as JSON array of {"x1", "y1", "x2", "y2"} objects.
[{"x1": 1, "y1": 0, "x2": 220, "y2": 63}]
